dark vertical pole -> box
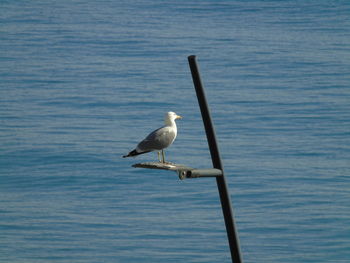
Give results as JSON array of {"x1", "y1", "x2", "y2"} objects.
[{"x1": 188, "y1": 55, "x2": 243, "y2": 263}]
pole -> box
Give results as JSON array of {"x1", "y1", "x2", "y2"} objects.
[{"x1": 188, "y1": 55, "x2": 243, "y2": 263}]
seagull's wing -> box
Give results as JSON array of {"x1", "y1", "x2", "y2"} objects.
[{"x1": 136, "y1": 126, "x2": 176, "y2": 152}]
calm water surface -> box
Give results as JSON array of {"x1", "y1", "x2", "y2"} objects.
[{"x1": 1, "y1": 1, "x2": 349, "y2": 262}]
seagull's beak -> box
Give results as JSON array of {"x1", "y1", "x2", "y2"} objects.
[{"x1": 176, "y1": 115, "x2": 182, "y2": 120}]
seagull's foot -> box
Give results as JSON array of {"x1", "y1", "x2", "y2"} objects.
[{"x1": 161, "y1": 160, "x2": 174, "y2": 165}]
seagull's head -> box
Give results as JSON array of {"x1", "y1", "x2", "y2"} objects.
[{"x1": 165, "y1": 111, "x2": 182, "y2": 125}]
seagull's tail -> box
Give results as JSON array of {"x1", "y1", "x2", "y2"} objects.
[{"x1": 123, "y1": 149, "x2": 151, "y2": 158}]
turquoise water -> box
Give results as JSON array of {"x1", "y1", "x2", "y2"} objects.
[{"x1": 1, "y1": 1, "x2": 349, "y2": 262}]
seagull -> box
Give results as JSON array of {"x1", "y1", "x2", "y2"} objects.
[{"x1": 123, "y1": 111, "x2": 182, "y2": 163}]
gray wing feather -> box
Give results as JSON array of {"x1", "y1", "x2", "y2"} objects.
[{"x1": 137, "y1": 126, "x2": 176, "y2": 152}]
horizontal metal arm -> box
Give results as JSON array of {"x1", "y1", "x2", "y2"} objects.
[{"x1": 178, "y1": 168, "x2": 223, "y2": 180}]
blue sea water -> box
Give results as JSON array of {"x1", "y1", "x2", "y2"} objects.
[{"x1": 1, "y1": 1, "x2": 349, "y2": 262}]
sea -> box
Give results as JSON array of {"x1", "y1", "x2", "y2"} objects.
[{"x1": 0, "y1": 1, "x2": 349, "y2": 262}]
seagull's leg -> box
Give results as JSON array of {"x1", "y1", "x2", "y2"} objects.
[
  {"x1": 161, "y1": 150, "x2": 166, "y2": 163},
  {"x1": 157, "y1": 151, "x2": 161, "y2": 162}
]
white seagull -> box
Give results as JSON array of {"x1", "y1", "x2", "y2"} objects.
[{"x1": 123, "y1": 111, "x2": 182, "y2": 163}]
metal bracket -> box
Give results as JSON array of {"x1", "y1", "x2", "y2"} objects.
[
  {"x1": 178, "y1": 168, "x2": 223, "y2": 180},
  {"x1": 132, "y1": 162, "x2": 222, "y2": 180}
]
